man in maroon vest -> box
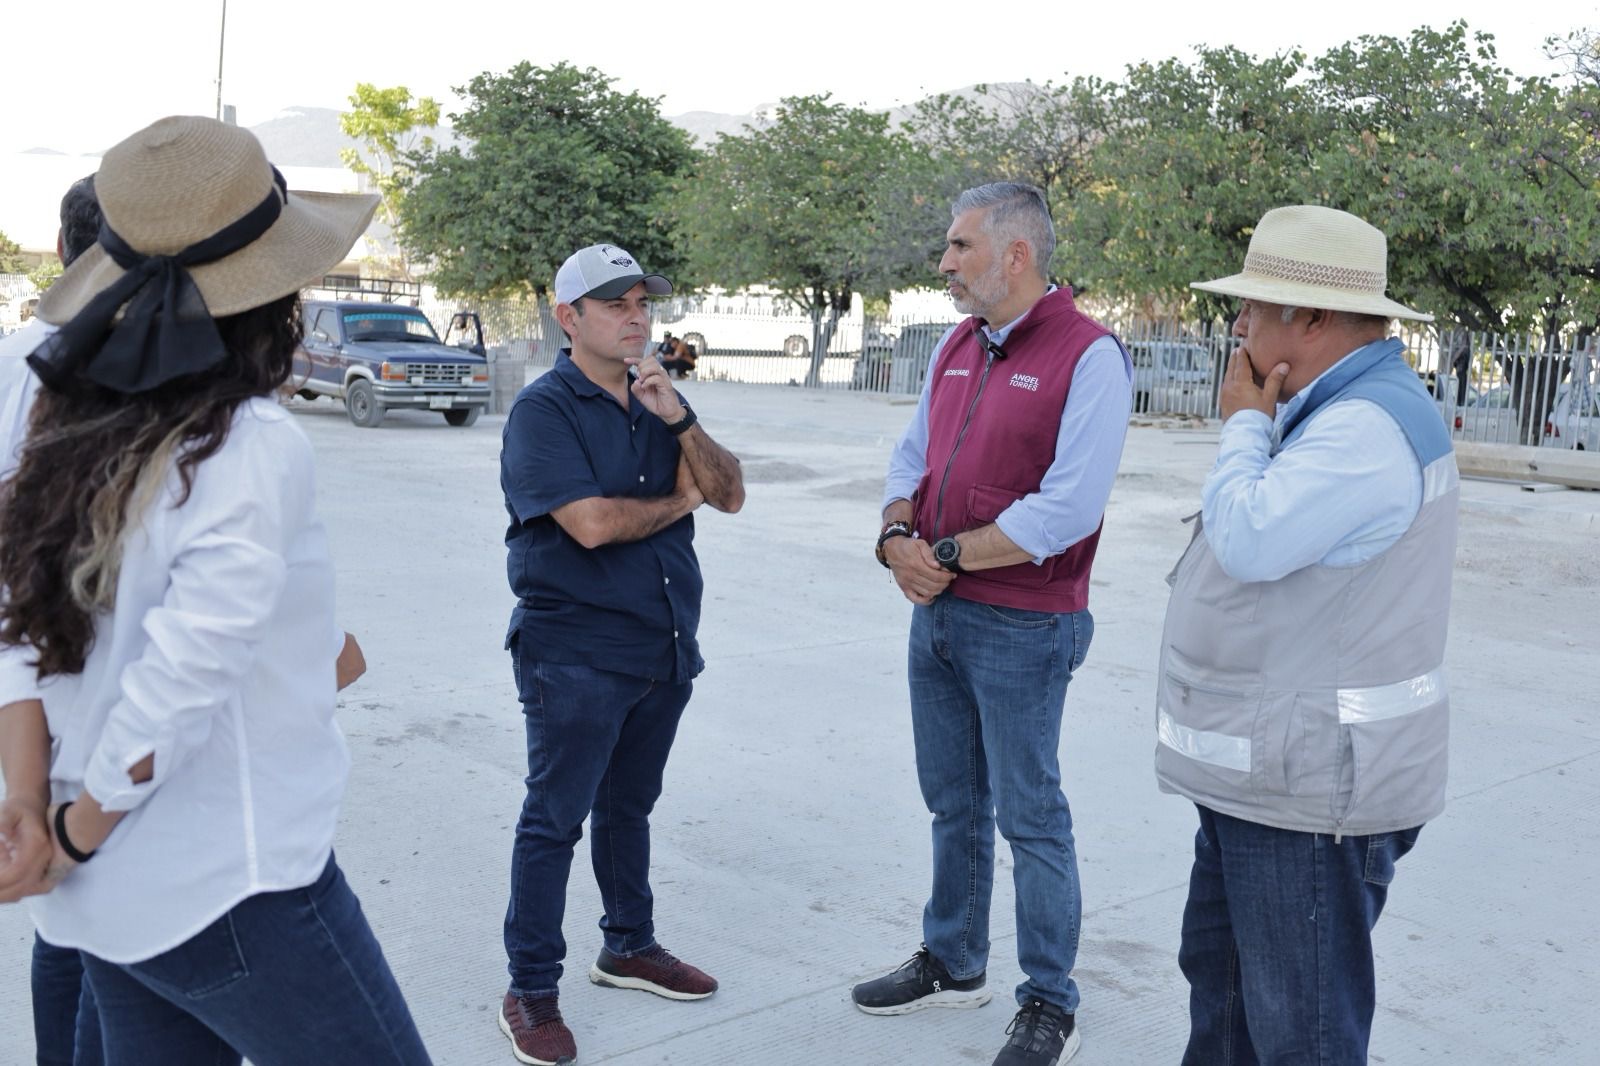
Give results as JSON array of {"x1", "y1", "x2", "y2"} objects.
[{"x1": 852, "y1": 182, "x2": 1132, "y2": 1066}]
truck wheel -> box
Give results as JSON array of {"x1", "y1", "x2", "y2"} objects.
[
  {"x1": 443, "y1": 406, "x2": 481, "y2": 427},
  {"x1": 345, "y1": 379, "x2": 386, "y2": 428}
]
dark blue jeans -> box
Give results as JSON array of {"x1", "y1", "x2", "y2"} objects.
[
  {"x1": 31, "y1": 935, "x2": 101, "y2": 1066},
  {"x1": 504, "y1": 651, "x2": 692, "y2": 995},
  {"x1": 1179, "y1": 805, "x2": 1421, "y2": 1065},
  {"x1": 78, "y1": 855, "x2": 430, "y2": 1066},
  {"x1": 908, "y1": 595, "x2": 1093, "y2": 1013}
]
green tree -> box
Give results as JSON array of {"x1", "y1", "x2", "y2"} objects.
[
  {"x1": 1310, "y1": 23, "x2": 1591, "y2": 442},
  {"x1": 340, "y1": 83, "x2": 442, "y2": 281},
  {"x1": 27, "y1": 258, "x2": 62, "y2": 294},
  {"x1": 400, "y1": 62, "x2": 694, "y2": 307},
  {"x1": 0, "y1": 230, "x2": 24, "y2": 275},
  {"x1": 902, "y1": 79, "x2": 1113, "y2": 283},
  {"x1": 1061, "y1": 45, "x2": 1326, "y2": 317},
  {"x1": 675, "y1": 94, "x2": 927, "y2": 385}
]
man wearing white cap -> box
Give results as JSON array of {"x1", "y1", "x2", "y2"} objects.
[
  {"x1": 1154, "y1": 205, "x2": 1458, "y2": 1063},
  {"x1": 497, "y1": 243, "x2": 744, "y2": 1065}
]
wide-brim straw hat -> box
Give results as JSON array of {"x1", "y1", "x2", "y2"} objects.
[
  {"x1": 40, "y1": 116, "x2": 378, "y2": 324},
  {"x1": 1191, "y1": 205, "x2": 1432, "y2": 323}
]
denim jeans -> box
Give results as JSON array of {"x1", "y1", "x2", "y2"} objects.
[
  {"x1": 31, "y1": 935, "x2": 101, "y2": 1066},
  {"x1": 908, "y1": 594, "x2": 1093, "y2": 1013},
  {"x1": 77, "y1": 855, "x2": 430, "y2": 1066},
  {"x1": 504, "y1": 648, "x2": 692, "y2": 995},
  {"x1": 1179, "y1": 804, "x2": 1421, "y2": 1065}
]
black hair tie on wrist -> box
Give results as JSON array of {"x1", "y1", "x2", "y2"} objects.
[{"x1": 54, "y1": 801, "x2": 97, "y2": 864}]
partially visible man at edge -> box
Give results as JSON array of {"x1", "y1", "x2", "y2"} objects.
[
  {"x1": 1155, "y1": 204, "x2": 1456, "y2": 1064},
  {"x1": 853, "y1": 181, "x2": 1132, "y2": 1066}
]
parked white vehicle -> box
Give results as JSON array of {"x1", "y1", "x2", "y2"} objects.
[
  {"x1": 652, "y1": 287, "x2": 868, "y2": 359},
  {"x1": 1129, "y1": 340, "x2": 1216, "y2": 414},
  {"x1": 1542, "y1": 380, "x2": 1600, "y2": 451}
]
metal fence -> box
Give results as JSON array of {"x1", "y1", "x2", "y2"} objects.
[
  {"x1": 440, "y1": 298, "x2": 1592, "y2": 454},
  {"x1": 7, "y1": 268, "x2": 1596, "y2": 452}
]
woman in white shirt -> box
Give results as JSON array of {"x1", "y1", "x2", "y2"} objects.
[{"x1": 0, "y1": 116, "x2": 432, "y2": 1065}]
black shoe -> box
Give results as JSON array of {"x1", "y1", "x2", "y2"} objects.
[
  {"x1": 851, "y1": 945, "x2": 992, "y2": 1015},
  {"x1": 992, "y1": 999, "x2": 1080, "y2": 1066}
]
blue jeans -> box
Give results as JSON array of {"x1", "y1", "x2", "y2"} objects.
[
  {"x1": 908, "y1": 595, "x2": 1092, "y2": 1013},
  {"x1": 31, "y1": 935, "x2": 101, "y2": 1066},
  {"x1": 78, "y1": 855, "x2": 430, "y2": 1066},
  {"x1": 504, "y1": 649, "x2": 692, "y2": 995},
  {"x1": 1179, "y1": 805, "x2": 1421, "y2": 1065}
]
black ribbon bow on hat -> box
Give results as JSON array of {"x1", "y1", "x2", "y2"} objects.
[{"x1": 28, "y1": 168, "x2": 289, "y2": 395}]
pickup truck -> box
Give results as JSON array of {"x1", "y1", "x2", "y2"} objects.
[{"x1": 291, "y1": 301, "x2": 490, "y2": 428}]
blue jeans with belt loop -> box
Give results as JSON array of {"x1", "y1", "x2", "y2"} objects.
[
  {"x1": 1178, "y1": 804, "x2": 1421, "y2": 1064},
  {"x1": 908, "y1": 593, "x2": 1093, "y2": 1013},
  {"x1": 77, "y1": 855, "x2": 430, "y2": 1066}
]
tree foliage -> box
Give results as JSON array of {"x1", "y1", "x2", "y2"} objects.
[
  {"x1": 400, "y1": 62, "x2": 694, "y2": 300},
  {"x1": 674, "y1": 95, "x2": 927, "y2": 383},
  {"x1": 340, "y1": 83, "x2": 441, "y2": 280},
  {"x1": 0, "y1": 230, "x2": 24, "y2": 275}
]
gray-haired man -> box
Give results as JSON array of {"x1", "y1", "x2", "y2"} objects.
[{"x1": 853, "y1": 182, "x2": 1132, "y2": 1066}]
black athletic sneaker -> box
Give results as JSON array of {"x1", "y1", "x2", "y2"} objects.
[
  {"x1": 992, "y1": 999, "x2": 1080, "y2": 1066},
  {"x1": 851, "y1": 945, "x2": 992, "y2": 1015}
]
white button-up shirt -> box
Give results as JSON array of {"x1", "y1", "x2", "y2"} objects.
[{"x1": 2, "y1": 394, "x2": 348, "y2": 963}]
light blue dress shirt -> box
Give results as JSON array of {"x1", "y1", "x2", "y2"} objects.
[
  {"x1": 883, "y1": 293, "x2": 1134, "y2": 563},
  {"x1": 1202, "y1": 344, "x2": 1424, "y2": 584}
]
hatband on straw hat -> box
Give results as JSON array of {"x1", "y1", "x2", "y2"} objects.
[
  {"x1": 40, "y1": 116, "x2": 378, "y2": 325},
  {"x1": 1190, "y1": 205, "x2": 1432, "y2": 323}
]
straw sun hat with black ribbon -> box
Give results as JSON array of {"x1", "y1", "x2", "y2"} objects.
[
  {"x1": 30, "y1": 115, "x2": 379, "y2": 395},
  {"x1": 1190, "y1": 205, "x2": 1433, "y2": 323}
]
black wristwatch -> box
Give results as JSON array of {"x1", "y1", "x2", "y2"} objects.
[
  {"x1": 666, "y1": 404, "x2": 698, "y2": 436},
  {"x1": 932, "y1": 536, "x2": 964, "y2": 573}
]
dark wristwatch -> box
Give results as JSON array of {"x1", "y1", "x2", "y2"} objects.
[
  {"x1": 667, "y1": 404, "x2": 698, "y2": 436},
  {"x1": 932, "y1": 536, "x2": 964, "y2": 573}
]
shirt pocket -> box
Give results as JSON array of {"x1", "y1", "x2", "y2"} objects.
[{"x1": 966, "y1": 483, "x2": 1023, "y2": 527}]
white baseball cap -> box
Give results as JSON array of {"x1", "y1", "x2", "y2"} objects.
[{"x1": 553, "y1": 243, "x2": 672, "y2": 305}]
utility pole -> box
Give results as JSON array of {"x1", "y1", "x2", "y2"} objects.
[{"x1": 214, "y1": 0, "x2": 228, "y2": 121}]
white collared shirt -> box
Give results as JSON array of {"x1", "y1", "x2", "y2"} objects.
[{"x1": 11, "y1": 397, "x2": 348, "y2": 963}]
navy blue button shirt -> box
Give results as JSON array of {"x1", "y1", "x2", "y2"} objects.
[{"x1": 501, "y1": 351, "x2": 704, "y2": 683}]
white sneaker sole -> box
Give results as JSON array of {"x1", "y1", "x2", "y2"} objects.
[
  {"x1": 854, "y1": 986, "x2": 994, "y2": 1015},
  {"x1": 588, "y1": 964, "x2": 716, "y2": 1000},
  {"x1": 497, "y1": 1007, "x2": 575, "y2": 1065},
  {"x1": 1060, "y1": 1025, "x2": 1083, "y2": 1063}
]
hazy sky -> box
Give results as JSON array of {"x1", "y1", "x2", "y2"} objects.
[{"x1": 5, "y1": 0, "x2": 1597, "y2": 156}]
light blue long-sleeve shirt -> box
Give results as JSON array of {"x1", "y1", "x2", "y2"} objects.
[
  {"x1": 882, "y1": 298, "x2": 1133, "y2": 563},
  {"x1": 1202, "y1": 344, "x2": 1424, "y2": 584}
]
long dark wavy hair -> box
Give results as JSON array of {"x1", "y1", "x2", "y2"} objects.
[{"x1": 0, "y1": 292, "x2": 302, "y2": 678}]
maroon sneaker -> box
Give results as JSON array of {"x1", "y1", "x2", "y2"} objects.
[
  {"x1": 589, "y1": 944, "x2": 718, "y2": 1000},
  {"x1": 498, "y1": 992, "x2": 577, "y2": 1065}
]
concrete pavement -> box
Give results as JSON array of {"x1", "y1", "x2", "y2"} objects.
[{"x1": 2, "y1": 380, "x2": 1597, "y2": 1064}]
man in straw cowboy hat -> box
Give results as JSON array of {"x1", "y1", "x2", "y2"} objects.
[
  {"x1": 1154, "y1": 205, "x2": 1458, "y2": 1063},
  {"x1": 0, "y1": 115, "x2": 430, "y2": 1064}
]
